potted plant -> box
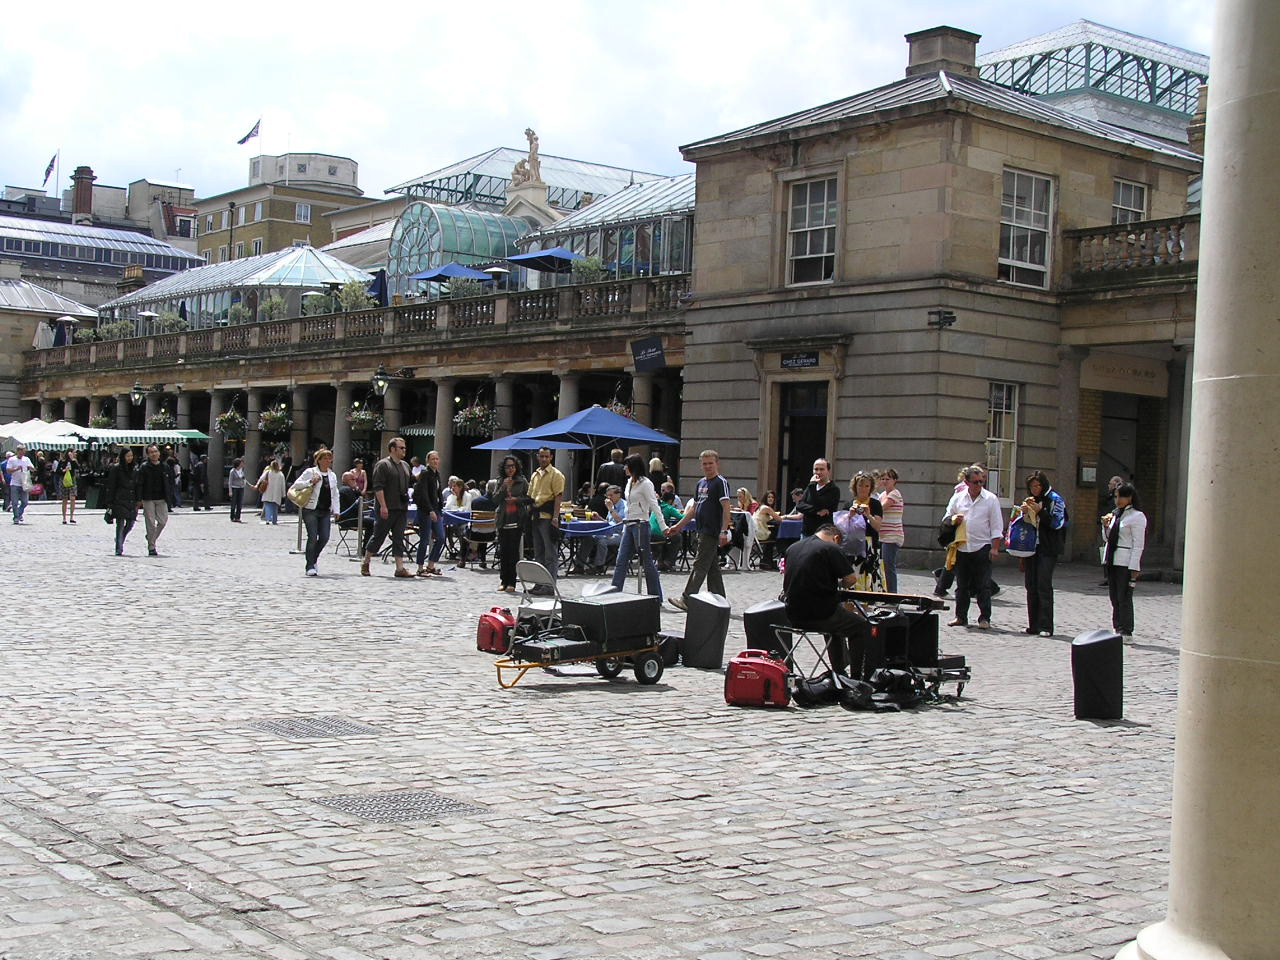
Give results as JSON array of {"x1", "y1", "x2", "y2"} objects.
[
  {"x1": 215, "y1": 409, "x2": 247, "y2": 440},
  {"x1": 147, "y1": 409, "x2": 177, "y2": 430},
  {"x1": 571, "y1": 255, "x2": 610, "y2": 285},
  {"x1": 453, "y1": 403, "x2": 498, "y2": 437},
  {"x1": 605, "y1": 399, "x2": 634, "y2": 420}
]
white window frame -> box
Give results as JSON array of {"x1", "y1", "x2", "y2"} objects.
[
  {"x1": 220, "y1": 210, "x2": 230, "y2": 230},
  {"x1": 985, "y1": 381, "x2": 1019, "y2": 506},
  {"x1": 1112, "y1": 179, "x2": 1148, "y2": 224},
  {"x1": 205, "y1": 214, "x2": 214, "y2": 232},
  {"x1": 254, "y1": 201, "x2": 263, "y2": 221},
  {"x1": 295, "y1": 202, "x2": 311, "y2": 223},
  {"x1": 786, "y1": 176, "x2": 838, "y2": 286},
  {"x1": 237, "y1": 205, "x2": 246, "y2": 225},
  {"x1": 251, "y1": 238, "x2": 263, "y2": 256},
  {"x1": 998, "y1": 168, "x2": 1053, "y2": 289},
  {"x1": 201, "y1": 249, "x2": 211, "y2": 262},
  {"x1": 235, "y1": 241, "x2": 245, "y2": 259},
  {"x1": 218, "y1": 245, "x2": 228, "y2": 262}
]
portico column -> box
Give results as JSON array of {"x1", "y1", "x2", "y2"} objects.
[
  {"x1": 1117, "y1": 1, "x2": 1280, "y2": 957},
  {"x1": 40, "y1": 398, "x2": 54, "y2": 420},
  {"x1": 62, "y1": 397, "x2": 79, "y2": 423},
  {"x1": 491, "y1": 376, "x2": 514, "y2": 479},
  {"x1": 144, "y1": 393, "x2": 159, "y2": 424},
  {"x1": 116, "y1": 394, "x2": 131, "y2": 430},
  {"x1": 90, "y1": 396, "x2": 106, "y2": 421},
  {"x1": 207, "y1": 390, "x2": 226, "y2": 505},
  {"x1": 628, "y1": 371, "x2": 654, "y2": 458},
  {"x1": 379, "y1": 383, "x2": 402, "y2": 453},
  {"x1": 290, "y1": 385, "x2": 308, "y2": 465},
  {"x1": 243, "y1": 388, "x2": 262, "y2": 504},
  {"x1": 175, "y1": 392, "x2": 193, "y2": 470},
  {"x1": 433, "y1": 378, "x2": 455, "y2": 471},
  {"x1": 554, "y1": 371, "x2": 579, "y2": 479},
  {"x1": 332, "y1": 383, "x2": 353, "y2": 474}
]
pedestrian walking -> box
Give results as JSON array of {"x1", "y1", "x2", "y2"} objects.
[
  {"x1": 137, "y1": 444, "x2": 177, "y2": 556},
  {"x1": 609, "y1": 454, "x2": 664, "y2": 600},
  {"x1": 361, "y1": 437, "x2": 413, "y2": 578},
  {"x1": 943, "y1": 463, "x2": 1004, "y2": 629},
  {"x1": 256, "y1": 459, "x2": 286, "y2": 524},
  {"x1": 228, "y1": 458, "x2": 246, "y2": 522},
  {"x1": 1101, "y1": 482, "x2": 1146, "y2": 637},
  {"x1": 492, "y1": 455, "x2": 529, "y2": 593},
  {"x1": 57, "y1": 449, "x2": 79, "y2": 524},
  {"x1": 877, "y1": 468, "x2": 905, "y2": 592},
  {"x1": 191, "y1": 455, "x2": 210, "y2": 510},
  {"x1": 1017, "y1": 470, "x2": 1068, "y2": 637},
  {"x1": 5, "y1": 443, "x2": 34, "y2": 524},
  {"x1": 168, "y1": 454, "x2": 183, "y2": 508},
  {"x1": 527, "y1": 445, "x2": 565, "y2": 584},
  {"x1": 104, "y1": 447, "x2": 139, "y2": 556},
  {"x1": 414, "y1": 450, "x2": 447, "y2": 577},
  {"x1": 294, "y1": 449, "x2": 340, "y2": 577},
  {"x1": 664, "y1": 449, "x2": 733, "y2": 610}
]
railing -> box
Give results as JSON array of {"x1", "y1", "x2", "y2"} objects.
[
  {"x1": 1064, "y1": 215, "x2": 1199, "y2": 287},
  {"x1": 24, "y1": 273, "x2": 689, "y2": 375}
]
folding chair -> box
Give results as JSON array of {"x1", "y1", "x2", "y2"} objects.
[
  {"x1": 515, "y1": 559, "x2": 563, "y2": 632},
  {"x1": 465, "y1": 510, "x2": 496, "y2": 569},
  {"x1": 333, "y1": 490, "x2": 367, "y2": 557}
]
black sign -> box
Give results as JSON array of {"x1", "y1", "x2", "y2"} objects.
[
  {"x1": 631, "y1": 335, "x2": 666, "y2": 372},
  {"x1": 781, "y1": 351, "x2": 820, "y2": 369}
]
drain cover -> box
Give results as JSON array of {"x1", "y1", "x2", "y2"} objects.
[
  {"x1": 313, "y1": 790, "x2": 484, "y2": 823},
  {"x1": 249, "y1": 715, "x2": 382, "y2": 740}
]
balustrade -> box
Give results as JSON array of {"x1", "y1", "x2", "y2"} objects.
[
  {"x1": 344, "y1": 309, "x2": 383, "y2": 339},
  {"x1": 186, "y1": 330, "x2": 214, "y2": 355},
  {"x1": 261, "y1": 320, "x2": 291, "y2": 347},
  {"x1": 154, "y1": 334, "x2": 180, "y2": 358},
  {"x1": 1065, "y1": 215, "x2": 1200, "y2": 285},
  {"x1": 394, "y1": 304, "x2": 437, "y2": 334},
  {"x1": 123, "y1": 338, "x2": 149, "y2": 360},
  {"x1": 300, "y1": 316, "x2": 335, "y2": 343},
  {"x1": 513, "y1": 290, "x2": 558, "y2": 324},
  {"x1": 70, "y1": 343, "x2": 92, "y2": 365},
  {"x1": 222, "y1": 325, "x2": 250, "y2": 351},
  {"x1": 450, "y1": 297, "x2": 495, "y2": 328},
  {"x1": 574, "y1": 280, "x2": 631, "y2": 317}
]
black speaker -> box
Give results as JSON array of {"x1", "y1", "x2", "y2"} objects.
[
  {"x1": 682, "y1": 591, "x2": 731, "y2": 669},
  {"x1": 743, "y1": 599, "x2": 791, "y2": 658},
  {"x1": 561, "y1": 592, "x2": 661, "y2": 648},
  {"x1": 877, "y1": 608, "x2": 939, "y2": 667},
  {"x1": 1071, "y1": 629, "x2": 1123, "y2": 720}
]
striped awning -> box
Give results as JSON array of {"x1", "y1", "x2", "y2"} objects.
[{"x1": 399, "y1": 423, "x2": 435, "y2": 438}]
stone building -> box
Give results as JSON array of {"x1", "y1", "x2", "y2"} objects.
[{"x1": 677, "y1": 25, "x2": 1201, "y2": 565}]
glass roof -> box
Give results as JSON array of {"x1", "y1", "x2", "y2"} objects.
[
  {"x1": 978, "y1": 20, "x2": 1209, "y2": 76},
  {"x1": 389, "y1": 147, "x2": 665, "y2": 200},
  {"x1": 387, "y1": 202, "x2": 532, "y2": 296},
  {"x1": 525, "y1": 174, "x2": 695, "y2": 242},
  {"x1": 0, "y1": 214, "x2": 203, "y2": 261},
  {"x1": 100, "y1": 246, "x2": 373, "y2": 308},
  {"x1": 0, "y1": 278, "x2": 96, "y2": 316}
]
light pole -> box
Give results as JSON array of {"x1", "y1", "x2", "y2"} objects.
[{"x1": 227, "y1": 201, "x2": 237, "y2": 261}]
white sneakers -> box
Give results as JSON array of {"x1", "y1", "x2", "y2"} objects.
[{"x1": 305, "y1": 567, "x2": 318, "y2": 577}]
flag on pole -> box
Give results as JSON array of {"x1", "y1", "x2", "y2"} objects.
[
  {"x1": 236, "y1": 119, "x2": 261, "y2": 145},
  {"x1": 41, "y1": 152, "x2": 57, "y2": 187}
]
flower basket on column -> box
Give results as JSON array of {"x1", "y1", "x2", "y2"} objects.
[
  {"x1": 258, "y1": 407, "x2": 293, "y2": 439},
  {"x1": 215, "y1": 409, "x2": 247, "y2": 440},
  {"x1": 147, "y1": 410, "x2": 177, "y2": 430},
  {"x1": 453, "y1": 404, "x2": 498, "y2": 438},
  {"x1": 345, "y1": 406, "x2": 383, "y2": 435}
]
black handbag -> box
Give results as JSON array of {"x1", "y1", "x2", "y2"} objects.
[
  {"x1": 104, "y1": 506, "x2": 114, "y2": 524},
  {"x1": 937, "y1": 518, "x2": 957, "y2": 547}
]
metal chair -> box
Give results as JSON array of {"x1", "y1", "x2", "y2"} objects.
[
  {"x1": 465, "y1": 509, "x2": 496, "y2": 569},
  {"x1": 515, "y1": 559, "x2": 563, "y2": 632}
]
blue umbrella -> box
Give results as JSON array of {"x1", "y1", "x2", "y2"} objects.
[
  {"x1": 409, "y1": 263, "x2": 493, "y2": 282},
  {"x1": 472, "y1": 435, "x2": 588, "y2": 451},
  {"x1": 518, "y1": 405, "x2": 677, "y2": 447},
  {"x1": 367, "y1": 268, "x2": 389, "y2": 307},
  {"x1": 506, "y1": 247, "x2": 584, "y2": 274}
]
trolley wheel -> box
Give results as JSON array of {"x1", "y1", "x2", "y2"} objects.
[
  {"x1": 633, "y1": 651, "x2": 664, "y2": 685},
  {"x1": 596, "y1": 657, "x2": 624, "y2": 679}
]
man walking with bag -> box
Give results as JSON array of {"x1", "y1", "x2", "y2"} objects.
[
  {"x1": 664, "y1": 450, "x2": 732, "y2": 611},
  {"x1": 137, "y1": 443, "x2": 177, "y2": 556},
  {"x1": 361, "y1": 437, "x2": 413, "y2": 578}
]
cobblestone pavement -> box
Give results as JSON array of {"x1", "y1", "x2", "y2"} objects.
[{"x1": 2, "y1": 502, "x2": 1183, "y2": 959}]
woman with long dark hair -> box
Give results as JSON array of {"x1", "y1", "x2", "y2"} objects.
[
  {"x1": 493, "y1": 455, "x2": 529, "y2": 594},
  {"x1": 1101, "y1": 482, "x2": 1146, "y2": 637},
  {"x1": 610, "y1": 454, "x2": 664, "y2": 600},
  {"x1": 104, "y1": 447, "x2": 139, "y2": 556},
  {"x1": 1017, "y1": 470, "x2": 1068, "y2": 636}
]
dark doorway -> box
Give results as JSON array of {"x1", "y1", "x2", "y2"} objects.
[{"x1": 778, "y1": 381, "x2": 828, "y2": 495}]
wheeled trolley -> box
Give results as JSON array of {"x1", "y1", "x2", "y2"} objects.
[{"x1": 494, "y1": 625, "x2": 666, "y2": 688}]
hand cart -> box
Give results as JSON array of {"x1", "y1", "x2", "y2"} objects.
[{"x1": 494, "y1": 624, "x2": 666, "y2": 689}]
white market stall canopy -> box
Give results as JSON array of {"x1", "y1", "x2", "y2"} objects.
[{"x1": 0, "y1": 420, "x2": 209, "y2": 450}]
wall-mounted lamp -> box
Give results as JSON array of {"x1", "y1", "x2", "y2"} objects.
[
  {"x1": 130, "y1": 381, "x2": 165, "y2": 406},
  {"x1": 371, "y1": 365, "x2": 416, "y2": 398}
]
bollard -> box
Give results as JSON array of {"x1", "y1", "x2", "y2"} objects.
[{"x1": 1070, "y1": 629, "x2": 1123, "y2": 720}]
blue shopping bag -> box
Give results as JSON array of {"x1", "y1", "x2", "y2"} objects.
[{"x1": 1006, "y1": 515, "x2": 1038, "y2": 557}]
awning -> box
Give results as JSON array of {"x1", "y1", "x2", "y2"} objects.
[
  {"x1": 505, "y1": 247, "x2": 584, "y2": 273},
  {"x1": 67, "y1": 427, "x2": 212, "y2": 445},
  {"x1": 399, "y1": 423, "x2": 436, "y2": 438},
  {"x1": 409, "y1": 263, "x2": 493, "y2": 282}
]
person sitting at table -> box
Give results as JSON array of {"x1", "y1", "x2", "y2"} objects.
[
  {"x1": 782, "y1": 522, "x2": 871, "y2": 676},
  {"x1": 574, "y1": 483, "x2": 620, "y2": 575},
  {"x1": 444, "y1": 475, "x2": 476, "y2": 567},
  {"x1": 655, "y1": 485, "x2": 684, "y2": 571},
  {"x1": 773, "y1": 487, "x2": 808, "y2": 562},
  {"x1": 466, "y1": 480, "x2": 498, "y2": 570},
  {"x1": 660, "y1": 480, "x2": 683, "y2": 510},
  {"x1": 754, "y1": 489, "x2": 782, "y2": 570},
  {"x1": 735, "y1": 487, "x2": 758, "y2": 513}
]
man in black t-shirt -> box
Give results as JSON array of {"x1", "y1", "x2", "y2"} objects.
[
  {"x1": 795, "y1": 457, "x2": 840, "y2": 537},
  {"x1": 783, "y1": 523, "x2": 869, "y2": 675}
]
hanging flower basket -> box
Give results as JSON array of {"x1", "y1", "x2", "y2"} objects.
[
  {"x1": 215, "y1": 409, "x2": 247, "y2": 440},
  {"x1": 89, "y1": 415, "x2": 114, "y2": 428},
  {"x1": 345, "y1": 406, "x2": 383, "y2": 433},
  {"x1": 258, "y1": 408, "x2": 293, "y2": 437},
  {"x1": 147, "y1": 410, "x2": 177, "y2": 430},
  {"x1": 605, "y1": 400, "x2": 634, "y2": 420},
  {"x1": 453, "y1": 403, "x2": 498, "y2": 438}
]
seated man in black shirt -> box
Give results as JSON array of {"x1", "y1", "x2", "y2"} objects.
[{"x1": 782, "y1": 523, "x2": 870, "y2": 676}]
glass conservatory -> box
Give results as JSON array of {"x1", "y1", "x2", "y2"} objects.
[{"x1": 386, "y1": 202, "x2": 533, "y2": 298}]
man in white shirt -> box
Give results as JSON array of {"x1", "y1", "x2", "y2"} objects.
[
  {"x1": 942, "y1": 463, "x2": 1004, "y2": 629},
  {"x1": 5, "y1": 444, "x2": 34, "y2": 524}
]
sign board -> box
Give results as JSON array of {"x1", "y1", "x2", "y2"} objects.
[
  {"x1": 631, "y1": 336, "x2": 665, "y2": 372},
  {"x1": 781, "y1": 351, "x2": 820, "y2": 369},
  {"x1": 1081, "y1": 351, "x2": 1168, "y2": 398}
]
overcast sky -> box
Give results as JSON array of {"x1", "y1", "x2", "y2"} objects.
[{"x1": 1, "y1": 0, "x2": 1214, "y2": 203}]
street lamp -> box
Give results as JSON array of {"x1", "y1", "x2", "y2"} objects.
[
  {"x1": 370, "y1": 365, "x2": 414, "y2": 398},
  {"x1": 130, "y1": 381, "x2": 165, "y2": 406},
  {"x1": 227, "y1": 201, "x2": 237, "y2": 261}
]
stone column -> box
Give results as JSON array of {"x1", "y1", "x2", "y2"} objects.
[
  {"x1": 1055, "y1": 346, "x2": 1086, "y2": 560},
  {"x1": 144, "y1": 393, "x2": 159, "y2": 424},
  {"x1": 433, "y1": 378, "x2": 455, "y2": 471},
  {"x1": 1117, "y1": 1, "x2": 1280, "y2": 956},
  {"x1": 1161, "y1": 348, "x2": 1190, "y2": 567},
  {"x1": 554, "y1": 371, "x2": 579, "y2": 479},
  {"x1": 62, "y1": 397, "x2": 79, "y2": 423},
  {"x1": 379, "y1": 383, "x2": 402, "y2": 453},
  {"x1": 491, "y1": 376, "x2": 514, "y2": 479},
  {"x1": 290, "y1": 385, "x2": 308, "y2": 465},
  {"x1": 116, "y1": 394, "x2": 131, "y2": 430},
  {"x1": 331, "y1": 383, "x2": 353, "y2": 475},
  {"x1": 90, "y1": 396, "x2": 106, "y2": 421},
  {"x1": 175, "y1": 392, "x2": 193, "y2": 469},
  {"x1": 207, "y1": 389, "x2": 226, "y2": 504},
  {"x1": 243, "y1": 388, "x2": 262, "y2": 505},
  {"x1": 628, "y1": 371, "x2": 654, "y2": 458},
  {"x1": 40, "y1": 398, "x2": 55, "y2": 420}
]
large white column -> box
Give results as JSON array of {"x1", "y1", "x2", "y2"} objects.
[
  {"x1": 175, "y1": 392, "x2": 193, "y2": 470},
  {"x1": 40, "y1": 398, "x2": 55, "y2": 420},
  {"x1": 243, "y1": 388, "x2": 262, "y2": 504},
  {"x1": 1055, "y1": 346, "x2": 1086, "y2": 560},
  {"x1": 554, "y1": 371, "x2": 579, "y2": 478},
  {"x1": 115, "y1": 393, "x2": 131, "y2": 430},
  {"x1": 206, "y1": 389, "x2": 226, "y2": 504},
  {"x1": 144, "y1": 393, "x2": 160, "y2": 424},
  {"x1": 379, "y1": 383, "x2": 402, "y2": 454},
  {"x1": 62, "y1": 397, "x2": 79, "y2": 423},
  {"x1": 628, "y1": 371, "x2": 654, "y2": 459},
  {"x1": 432, "y1": 378, "x2": 455, "y2": 471},
  {"x1": 1118, "y1": 1, "x2": 1280, "y2": 957},
  {"x1": 290, "y1": 385, "x2": 309, "y2": 465},
  {"x1": 331, "y1": 383, "x2": 353, "y2": 475}
]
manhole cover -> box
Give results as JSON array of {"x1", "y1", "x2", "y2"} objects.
[
  {"x1": 313, "y1": 790, "x2": 484, "y2": 823},
  {"x1": 249, "y1": 715, "x2": 382, "y2": 740}
]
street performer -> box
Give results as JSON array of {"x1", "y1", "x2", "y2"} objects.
[{"x1": 782, "y1": 522, "x2": 871, "y2": 676}]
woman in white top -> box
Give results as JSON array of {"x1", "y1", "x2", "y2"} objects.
[
  {"x1": 1100, "y1": 481, "x2": 1146, "y2": 636},
  {"x1": 293, "y1": 448, "x2": 340, "y2": 577},
  {"x1": 443, "y1": 475, "x2": 477, "y2": 568},
  {"x1": 256, "y1": 459, "x2": 287, "y2": 525},
  {"x1": 609, "y1": 454, "x2": 665, "y2": 600}
]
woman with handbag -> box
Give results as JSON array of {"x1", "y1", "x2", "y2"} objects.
[
  {"x1": 291, "y1": 448, "x2": 340, "y2": 577},
  {"x1": 492, "y1": 455, "x2": 529, "y2": 593},
  {"x1": 57, "y1": 449, "x2": 79, "y2": 524},
  {"x1": 609, "y1": 454, "x2": 665, "y2": 600},
  {"x1": 1101, "y1": 482, "x2": 1146, "y2": 637},
  {"x1": 103, "y1": 448, "x2": 139, "y2": 556},
  {"x1": 227, "y1": 458, "x2": 246, "y2": 522},
  {"x1": 1018, "y1": 470, "x2": 1068, "y2": 637},
  {"x1": 255, "y1": 459, "x2": 286, "y2": 525}
]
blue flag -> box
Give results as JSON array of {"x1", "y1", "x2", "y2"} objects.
[
  {"x1": 42, "y1": 152, "x2": 56, "y2": 186},
  {"x1": 237, "y1": 119, "x2": 260, "y2": 145}
]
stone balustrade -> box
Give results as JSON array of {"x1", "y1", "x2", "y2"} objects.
[
  {"x1": 24, "y1": 274, "x2": 690, "y2": 376},
  {"x1": 1063, "y1": 214, "x2": 1200, "y2": 288}
]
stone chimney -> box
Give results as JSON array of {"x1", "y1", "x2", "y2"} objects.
[
  {"x1": 1187, "y1": 84, "x2": 1209, "y2": 155},
  {"x1": 904, "y1": 26, "x2": 981, "y2": 78},
  {"x1": 71, "y1": 165, "x2": 96, "y2": 223},
  {"x1": 116, "y1": 263, "x2": 146, "y2": 296},
  {"x1": 0, "y1": 260, "x2": 22, "y2": 280}
]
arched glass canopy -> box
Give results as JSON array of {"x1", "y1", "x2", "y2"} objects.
[{"x1": 387, "y1": 202, "x2": 532, "y2": 297}]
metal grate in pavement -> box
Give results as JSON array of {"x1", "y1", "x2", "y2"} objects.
[
  {"x1": 313, "y1": 790, "x2": 484, "y2": 823},
  {"x1": 249, "y1": 715, "x2": 383, "y2": 740}
]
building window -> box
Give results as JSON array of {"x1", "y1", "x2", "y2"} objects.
[
  {"x1": 787, "y1": 177, "x2": 838, "y2": 285},
  {"x1": 986, "y1": 381, "x2": 1019, "y2": 502},
  {"x1": 201, "y1": 249, "x2": 211, "y2": 262},
  {"x1": 296, "y1": 162, "x2": 307, "y2": 174},
  {"x1": 293, "y1": 238, "x2": 309, "y2": 247},
  {"x1": 221, "y1": 210, "x2": 230, "y2": 230},
  {"x1": 1112, "y1": 179, "x2": 1147, "y2": 224},
  {"x1": 237, "y1": 205, "x2": 246, "y2": 225},
  {"x1": 218, "y1": 245, "x2": 228, "y2": 262},
  {"x1": 295, "y1": 203, "x2": 311, "y2": 223},
  {"x1": 252, "y1": 238, "x2": 263, "y2": 256},
  {"x1": 205, "y1": 214, "x2": 214, "y2": 232},
  {"x1": 999, "y1": 169, "x2": 1052, "y2": 288},
  {"x1": 254, "y1": 201, "x2": 263, "y2": 221},
  {"x1": 328, "y1": 164, "x2": 338, "y2": 176},
  {"x1": 251, "y1": 159, "x2": 261, "y2": 178},
  {"x1": 235, "y1": 242, "x2": 245, "y2": 258},
  {"x1": 179, "y1": 218, "x2": 193, "y2": 238}
]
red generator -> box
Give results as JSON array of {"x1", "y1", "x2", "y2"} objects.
[
  {"x1": 477, "y1": 607, "x2": 517, "y2": 654},
  {"x1": 725, "y1": 649, "x2": 791, "y2": 708}
]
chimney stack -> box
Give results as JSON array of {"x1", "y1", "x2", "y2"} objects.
[
  {"x1": 905, "y1": 26, "x2": 981, "y2": 78},
  {"x1": 1187, "y1": 84, "x2": 1209, "y2": 155},
  {"x1": 71, "y1": 165, "x2": 96, "y2": 223}
]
